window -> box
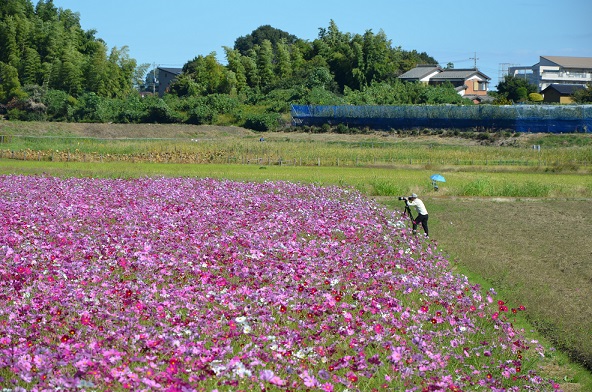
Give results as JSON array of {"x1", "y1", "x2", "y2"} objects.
[{"x1": 473, "y1": 81, "x2": 487, "y2": 91}]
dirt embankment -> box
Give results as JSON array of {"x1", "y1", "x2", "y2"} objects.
[
  {"x1": 0, "y1": 121, "x2": 255, "y2": 139},
  {"x1": 1, "y1": 120, "x2": 580, "y2": 148}
]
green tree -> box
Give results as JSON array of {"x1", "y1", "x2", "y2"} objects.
[
  {"x1": 275, "y1": 39, "x2": 292, "y2": 81},
  {"x1": 21, "y1": 47, "x2": 42, "y2": 85},
  {"x1": 43, "y1": 88, "x2": 71, "y2": 120},
  {"x1": 84, "y1": 41, "x2": 109, "y2": 95},
  {"x1": 0, "y1": 61, "x2": 26, "y2": 103},
  {"x1": 72, "y1": 92, "x2": 108, "y2": 122},
  {"x1": 0, "y1": 15, "x2": 20, "y2": 67},
  {"x1": 311, "y1": 20, "x2": 436, "y2": 92},
  {"x1": 360, "y1": 29, "x2": 397, "y2": 85},
  {"x1": 257, "y1": 40, "x2": 275, "y2": 89},
  {"x1": 496, "y1": 75, "x2": 537, "y2": 103},
  {"x1": 133, "y1": 63, "x2": 150, "y2": 91},
  {"x1": 290, "y1": 44, "x2": 305, "y2": 75},
  {"x1": 242, "y1": 49, "x2": 260, "y2": 89},
  {"x1": 572, "y1": 84, "x2": 592, "y2": 103},
  {"x1": 180, "y1": 52, "x2": 229, "y2": 96},
  {"x1": 223, "y1": 46, "x2": 247, "y2": 92},
  {"x1": 305, "y1": 66, "x2": 334, "y2": 90},
  {"x1": 417, "y1": 83, "x2": 473, "y2": 104},
  {"x1": 35, "y1": 0, "x2": 58, "y2": 22},
  {"x1": 234, "y1": 25, "x2": 298, "y2": 55},
  {"x1": 168, "y1": 73, "x2": 200, "y2": 97},
  {"x1": 105, "y1": 46, "x2": 137, "y2": 98},
  {"x1": 0, "y1": 0, "x2": 34, "y2": 18},
  {"x1": 0, "y1": 0, "x2": 143, "y2": 100},
  {"x1": 56, "y1": 45, "x2": 83, "y2": 96},
  {"x1": 316, "y1": 20, "x2": 355, "y2": 91}
]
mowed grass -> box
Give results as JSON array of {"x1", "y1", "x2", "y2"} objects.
[{"x1": 0, "y1": 159, "x2": 591, "y2": 199}]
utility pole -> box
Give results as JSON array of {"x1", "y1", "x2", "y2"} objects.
[
  {"x1": 470, "y1": 52, "x2": 479, "y2": 69},
  {"x1": 152, "y1": 63, "x2": 157, "y2": 95}
]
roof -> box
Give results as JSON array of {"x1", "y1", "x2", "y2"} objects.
[
  {"x1": 540, "y1": 56, "x2": 592, "y2": 69},
  {"x1": 430, "y1": 68, "x2": 491, "y2": 81},
  {"x1": 398, "y1": 65, "x2": 441, "y2": 80},
  {"x1": 541, "y1": 83, "x2": 587, "y2": 95},
  {"x1": 158, "y1": 67, "x2": 183, "y2": 75},
  {"x1": 465, "y1": 94, "x2": 495, "y2": 103}
]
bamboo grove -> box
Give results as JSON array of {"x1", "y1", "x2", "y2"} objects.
[{"x1": 1, "y1": 1, "x2": 490, "y2": 129}]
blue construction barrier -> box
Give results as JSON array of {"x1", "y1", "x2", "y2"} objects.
[{"x1": 291, "y1": 104, "x2": 592, "y2": 133}]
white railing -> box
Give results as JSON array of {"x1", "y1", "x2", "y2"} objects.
[{"x1": 542, "y1": 71, "x2": 592, "y2": 81}]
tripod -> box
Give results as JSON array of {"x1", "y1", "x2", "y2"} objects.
[{"x1": 404, "y1": 203, "x2": 415, "y2": 227}]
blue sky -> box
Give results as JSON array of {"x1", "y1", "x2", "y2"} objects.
[{"x1": 52, "y1": 0, "x2": 592, "y2": 88}]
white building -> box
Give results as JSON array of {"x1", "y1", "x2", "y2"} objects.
[{"x1": 508, "y1": 56, "x2": 592, "y2": 92}]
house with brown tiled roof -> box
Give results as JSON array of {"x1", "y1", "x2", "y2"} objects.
[
  {"x1": 398, "y1": 65, "x2": 491, "y2": 103},
  {"x1": 508, "y1": 56, "x2": 592, "y2": 92}
]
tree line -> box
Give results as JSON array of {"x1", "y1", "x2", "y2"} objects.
[
  {"x1": 2, "y1": 1, "x2": 590, "y2": 131},
  {"x1": 0, "y1": 0, "x2": 142, "y2": 100}
]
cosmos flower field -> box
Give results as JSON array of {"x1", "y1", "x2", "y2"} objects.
[{"x1": 0, "y1": 175, "x2": 558, "y2": 391}]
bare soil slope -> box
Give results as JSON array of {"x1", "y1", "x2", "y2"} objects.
[{"x1": 0, "y1": 121, "x2": 254, "y2": 139}]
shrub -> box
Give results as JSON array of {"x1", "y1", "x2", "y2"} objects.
[
  {"x1": 243, "y1": 113, "x2": 280, "y2": 132},
  {"x1": 72, "y1": 92, "x2": 110, "y2": 122},
  {"x1": 186, "y1": 105, "x2": 216, "y2": 125},
  {"x1": 142, "y1": 98, "x2": 183, "y2": 123},
  {"x1": 528, "y1": 93, "x2": 544, "y2": 103},
  {"x1": 334, "y1": 123, "x2": 349, "y2": 134},
  {"x1": 205, "y1": 94, "x2": 239, "y2": 113}
]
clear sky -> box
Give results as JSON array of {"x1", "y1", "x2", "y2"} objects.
[{"x1": 52, "y1": 0, "x2": 592, "y2": 89}]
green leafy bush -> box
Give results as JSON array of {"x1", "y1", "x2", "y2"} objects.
[
  {"x1": 528, "y1": 93, "x2": 543, "y2": 103},
  {"x1": 142, "y1": 98, "x2": 182, "y2": 124},
  {"x1": 243, "y1": 113, "x2": 280, "y2": 132},
  {"x1": 186, "y1": 105, "x2": 216, "y2": 125}
]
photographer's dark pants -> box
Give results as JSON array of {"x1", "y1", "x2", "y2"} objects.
[{"x1": 413, "y1": 214, "x2": 429, "y2": 236}]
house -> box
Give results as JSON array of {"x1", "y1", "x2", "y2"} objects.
[
  {"x1": 430, "y1": 69, "x2": 490, "y2": 101},
  {"x1": 398, "y1": 65, "x2": 491, "y2": 103},
  {"x1": 508, "y1": 56, "x2": 592, "y2": 92},
  {"x1": 157, "y1": 67, "x2": 183, "y2": 97},
  {"x1": 541, "y1": 84, "x2": 586, "y2": 104}
]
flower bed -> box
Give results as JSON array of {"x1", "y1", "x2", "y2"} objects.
[{"x1": 0, "y1": 176, "x2": 557, "y2": 391}]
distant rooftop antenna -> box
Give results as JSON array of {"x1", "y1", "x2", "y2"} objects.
[{"x1": 470, "y1": 52, "x2": 479, "y2": 69}]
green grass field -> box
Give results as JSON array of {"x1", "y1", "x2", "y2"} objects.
[{"x1": 1, "y1": 122, "x2": 591, "y2": 390}]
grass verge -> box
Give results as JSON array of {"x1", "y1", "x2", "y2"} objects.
[{"x1": 424, "y1": 197, "x2": 592, "y2": 391}]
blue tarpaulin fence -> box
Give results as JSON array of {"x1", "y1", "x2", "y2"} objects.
[{"x1": 291, "y1": 104, "x2": 592, "y2": 133}]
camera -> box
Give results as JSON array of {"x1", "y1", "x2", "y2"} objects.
[{"x1": 398, "y1": 196, "x2": 407, "y2": 201}]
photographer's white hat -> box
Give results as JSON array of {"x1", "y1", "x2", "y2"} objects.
[{"x1": 410, "y1": 193, "x2": 418, "y2": 198}]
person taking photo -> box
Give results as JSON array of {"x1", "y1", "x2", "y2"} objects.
[{"x1": 404, "y1": 193, "x2": 429, "y2": 237}]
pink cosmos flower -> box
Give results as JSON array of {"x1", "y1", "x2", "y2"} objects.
[
  {"x1": 259, "y1": 369, "x2": 286, "y2": 386},
  {"x1": 374, "y1": 323, "x2": 384, "y2": 334},
  {"x1": 390, "y1": 346, "x2": 405, "y2": 363},
  {"x1": 300, "y1": 370, "x2": 318, "y2": 387},
  {"x1": 321, "y1": 382, "x2": 334, "y2": 392}
]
